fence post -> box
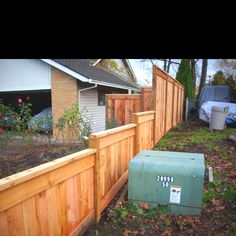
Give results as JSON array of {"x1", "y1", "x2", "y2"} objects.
[
  {"x1": 133, "y1": 113, "x2": 140, "y2": 155},
  {"x1": 171, "y1": 82, "x2": 175, "y2": 127},
  {"x1": 177, "y1": 86, "x2": 180, "y2": 122},
  {"x1": 133, "y1": 111, "x2": 156, "y2": 155},
  {"x1": 164, "y1": 75, "x2": 168, "y2": 134},
  {"x1": 89, "y1": 137, "x2": 101, "y2": 223}
]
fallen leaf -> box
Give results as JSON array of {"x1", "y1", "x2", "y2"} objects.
[
  {"x1": 139, "y1": 203, "x2": 149, "y2": 210},
  {"x1": 211, "y1": 199, "x2": 222, "y2": 206},
  {"x1": 207, "y1": 208, "x2": 214, "y2": 213},
  {"x1": 216, "y1": 205, "x2": 225, "y2": 211},
  {"x1": 161, "y1": 228, "x2": 172, "y2": 236},
  {"x1": 122, "y1": 229, "x2": 139, "y2": 235},
  {"x1": 123, "y1": 229, "x2": 129, "y2": 236}
]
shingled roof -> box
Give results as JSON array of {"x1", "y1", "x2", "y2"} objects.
[{"x1": 52, "y1": 59, "x2": 139, "y2": 90}]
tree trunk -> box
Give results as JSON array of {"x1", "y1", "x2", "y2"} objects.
[
  {"x1": 198, "y1": 59, "x2": 208, "y2": 98},
  {"x1": 167, "y1": 59, "x2": 172, "y2": 73},
  {"x1": 163, "y1": 59, "x2": 167, "y2": 71},
  {"x1": 191, "y1": 59, "x2": 197, "y2": 87}
]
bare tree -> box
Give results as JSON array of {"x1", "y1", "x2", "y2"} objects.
[
  {"x1": 214, "y1": 59, "x2": 236, "y2": 78},
  {"x1": 167, "y1": 59, "x2": 172, "y2": 73},
  {"x1": 163, "y1": 59, "x2": 167, "y2": 71},
  {"x1": 190, "y1": 59, "x2": 198, "y2": 87},
  {"x1": 197, "y1": 59, "x2": 208, "y2": 98},
  {"x1": 140, "y1": 59, "x2": 180, "y2": 72}
]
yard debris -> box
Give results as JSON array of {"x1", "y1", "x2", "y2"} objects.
[
  {"x1": 160, "y1": 228, "x2": 172, "y2": 236},
  {"x1": 122, "y1": 229, "x2": 138, "y2": 235},
  {"x1": 138, "y1": 203, "x2": 149, "y2": 210},
  {"x1": 229, "y1": 133, "x2": 236, "y2": 141},
  {"x1": 115, "y1": 184, "x2": 128, "y2": 208}
]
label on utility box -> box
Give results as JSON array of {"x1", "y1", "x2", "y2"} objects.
[
  {"x1": 156, "y1": 175, "x2": 174, "y2": 188},
  {"x1": 170, "y1": 186, "x2": 181, "y2": 204}
]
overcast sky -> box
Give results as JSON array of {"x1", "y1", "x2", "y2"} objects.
[{"x1": 129, "y1": 59, "x2": 217, "y2": 86}]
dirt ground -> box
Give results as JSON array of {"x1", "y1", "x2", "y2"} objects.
[
  {"x1": 84, "y1": 120, "x2": 236, "y2": 236},
  {"x1": 0, "y1": 136, "x2": 86, "y2": 179}
]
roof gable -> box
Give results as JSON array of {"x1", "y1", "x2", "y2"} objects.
[
  {"x1": 42, "y1": 59, "x2": 140, "y2": 91},
  {"x1": 93, "y1": 59, "x2": 137, "y2": 83}
]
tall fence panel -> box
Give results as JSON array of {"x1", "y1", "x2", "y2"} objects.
[
  {"x1": 106, "y1": 88, "x2": 153, "y2": 126},
  {"x1": 0, "y1": 149, "x2": 96, "y2": 236},
  {"x1": 141, "y1": 87, "x2": 153, "y2": 111},
  {"x1": 152, "y1": 65, "x2": 184, "y2": 143},
  {"x1": 106, "y1": 95, "x2": 141, "y2": 126},
  {"x1": 152, "y1": 68, "x2": 167, "y2": 143}
]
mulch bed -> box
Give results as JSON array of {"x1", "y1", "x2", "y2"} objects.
[{"x1": 0, "y1": 139, "x2": 86, "y2": 179}]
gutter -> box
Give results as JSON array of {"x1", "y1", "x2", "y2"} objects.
[
  {"x1": 41, "y1": 59, "x2": 90, "y2": 83},
  {"x1": 89, "y1": 79, "x2": 140, "y2": 92}
]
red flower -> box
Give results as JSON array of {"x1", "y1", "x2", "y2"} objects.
[
  {"x1": 0, "y1": 128, "x2": 4, "y2": 134},
  {"x1": 18, "y1": 98, "x2": 22, "y2": 104},
  {"x1": 12, "y1": 114, "x2": 17, "y2": 119},
  {"x1": 0, "y1": 114, "x2": 4, "y2": 119},
  {"x1": 26, "y1": 96, "x2": 30, "y2": 100}
]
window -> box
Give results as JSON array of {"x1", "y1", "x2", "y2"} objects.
[{"x1": 98, "y1": 90, "x2": 106, "y2": 106}]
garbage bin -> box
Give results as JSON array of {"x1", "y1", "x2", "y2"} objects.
[{"x1": 209, "y1": 106, "x2": 229, "y2": 131}]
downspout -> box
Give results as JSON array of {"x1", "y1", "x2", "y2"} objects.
[{"x1": 78, "y1": 83, "x2": 98, "y2": 105}]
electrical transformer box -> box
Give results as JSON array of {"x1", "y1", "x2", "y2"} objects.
[{"x1": 128, "y1": 150, "x2": 205, "y2": 215}]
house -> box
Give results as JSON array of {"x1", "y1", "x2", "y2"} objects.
[{"x1": 0, "y1": 59, "x2": 140, "y2": 136}]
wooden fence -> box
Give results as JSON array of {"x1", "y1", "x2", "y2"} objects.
[
  {"x1": 141, "y1": 87, "x2": 152, "y2": 111},
  {"x1": 89, "y1": 124, "x2": 136, "y2": 222},
  {"x1": 0, "y1": 149, "x2": 96, "y2": 236},
  {"x1": 0, "y1": 66, "x2": 184, "y2": 235},
  {"x1": 106, "y1": 66, "x2": 184, "y2": 143},
  {"x1": 106, "y1": 87, "x2": 152, "y2": 126},
  {"x1": 132, "y1": 111, "x2": 155, "y2": 155},
  {"x1": 152, "y1": 65, "x2": 184, "y2": 143},
  {"x1": 0, "y1": 111, "x2": 155, "y2": 236}
]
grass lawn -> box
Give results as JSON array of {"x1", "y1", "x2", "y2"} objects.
[{"x1": 85, "y1": 120, "x2": 236, "y2": 236}]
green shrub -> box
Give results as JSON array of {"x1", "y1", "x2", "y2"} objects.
[
  {"x1": 106, "y1": 119, "x2": 120, "y2": 129},
  {"x1": 0, "y1": 100, "x2": 18, "y2": 130},
  {"x1": 55, "y1": 103, "x2": 94, "y2": 144},
  {"x1": 0, "y1": 131, "x2": 13, "y2": 151},
  {"x1": 17, "y1": 97, "x2": 32, "y2": 131}
]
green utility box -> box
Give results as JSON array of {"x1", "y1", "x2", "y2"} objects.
[{"x1": 128, "y1": 150, "x2": 205, "y2": 215}]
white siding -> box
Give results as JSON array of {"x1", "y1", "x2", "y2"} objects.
[
  {"x1": 79, "y1": 88, "x2": 105, "y2": 133},
  {"x1": 0, "y1": 59, "x2": 51, "y2": 92}
]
